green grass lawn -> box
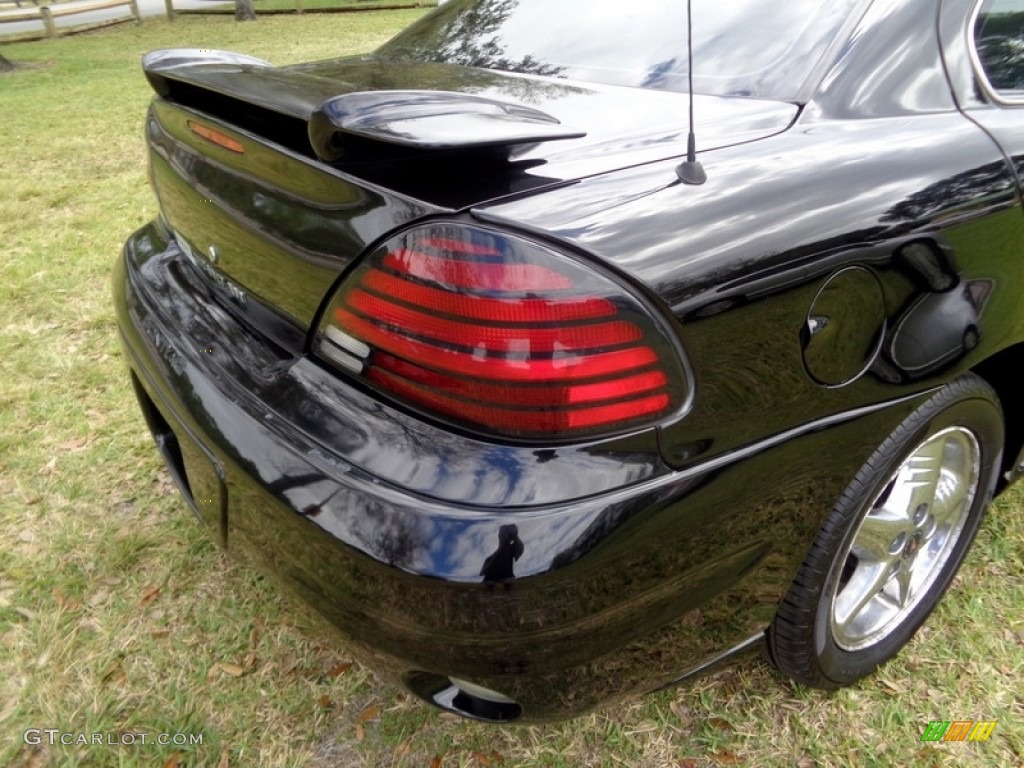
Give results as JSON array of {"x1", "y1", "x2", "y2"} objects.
[{"x1": 1, "y1": 13, "x2": 1023, "y2": 768}]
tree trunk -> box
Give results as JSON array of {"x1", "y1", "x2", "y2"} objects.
[
  {"x1": 0, "y1": 54, "x2": 17, "y2": 73},
  {"x1": 234, "y1": 0, "x2": 256, "y2": 20}
]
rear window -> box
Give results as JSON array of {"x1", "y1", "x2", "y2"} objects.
[
  {"x1": 377, "y1": 0, "x2": 866, "y2": 101},
  {"x1": 973, "y1": 0, "x2": 1024, "y2": 97}
]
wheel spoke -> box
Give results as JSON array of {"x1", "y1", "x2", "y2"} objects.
[
  {"x1": 834, "y1": 559, "x2": 893, "y2": 630},
  {"x1": 929, "y1": 451, "x2": 974, "y2": 529},
  {"x1": 891, "y1": 562, "x2": 913, "y2": 608},
  {"x1": 885, "y1": 441, "x2": 945, "y2": 521}
]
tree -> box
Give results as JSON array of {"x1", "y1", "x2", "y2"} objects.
[{"x1": 235, "y1": 0, "x2": 256, "y2": 21}]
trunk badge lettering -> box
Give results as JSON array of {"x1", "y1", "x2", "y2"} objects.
[{"x1": 173, "y1": 231, "x2": 247, "y2": 307}]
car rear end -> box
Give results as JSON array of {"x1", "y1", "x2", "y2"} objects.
[
  {"x1": 114, "y1": 0, "x2": 883, "y2": 720},
  {"x1": 115, "y1": 51, "x2": 731, "y2": 721}
]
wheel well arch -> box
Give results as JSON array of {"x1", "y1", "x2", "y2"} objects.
[{"x1": 972, "y1": 342, "x2": 1024, "y2": 490}]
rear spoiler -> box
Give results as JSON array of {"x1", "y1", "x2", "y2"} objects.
[
  {"x1": 141, "y1": 49, "x2": 585, "y2": 162},
  {"x1": 307, "y1": 90, "x2": 585, "y2": 161}
]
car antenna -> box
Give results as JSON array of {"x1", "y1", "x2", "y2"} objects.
[{"x1": 676, "y1": 0, "x2": 707, "y2": 185}]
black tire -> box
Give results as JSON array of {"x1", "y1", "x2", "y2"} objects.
[{"x1": 768, "y1": 373, "x2": 1003, "y2": 688}]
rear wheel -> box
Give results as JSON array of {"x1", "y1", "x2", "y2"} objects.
[{"x1": 769, "y1": 373, "x2": 1003, "y2": 688}]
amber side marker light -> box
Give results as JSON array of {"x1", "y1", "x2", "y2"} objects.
[{"x1": 187, "y1": 120, "x2": 244, "y2": 153}]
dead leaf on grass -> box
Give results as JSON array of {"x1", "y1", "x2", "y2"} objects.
[
  {"x1": 358, "y1": 704, "x2": 379, "y2": 722},
  {"x1": 219, "y1": 663, "x2": 245, "y2": 677},
  {"x1": 879, "y1": 678, "x2": 904, "y2": 694},
  {"x1": 707, "y1": 717, "x2": 733, "y2": 732},
  {"x1": 52, "y1": 590, "x2": 81, "y2": 611},
  {"x1": 677, "y1": 760, "x2": 700, "y2": 768},
  {"x1": 711, "y1": 749, "x2": 741, "y2": 765},
  {"x1": 101, "y1": 659, "x2": 126, "y2": 685},
  {"x1": 280, "y1": 654, "x2": 299, "y2": 675},
  {"x1": 327, "y1": 661, "x2": 353, "y2": 678},
  {"x1": 139, "y1": 586, "x2": 161, "y2": 606},
  {"x1": 355, "y1": 723, "x2": 365, "y2": 742},
  {"x1": 474, "y1": 752, "x2": 491, "y2": 766},
  {"x1": 217, "y1": 750, "x2": 230, "y2": 768},
  {"x1": 430, "y1": 755, "x2": 444, "y2": 768},
  {"x1": 669, "y1": 700, "x2": 691, "y2": 722},
  {"x1": 162, "y1": 753, "x2": 184, "y2": 768},
  {"x1": 317, "y1": 695, "x2": 334, "y2": 710},
  {"x1": 58, "y1": 437, "x2": 90, "y2": 452}
]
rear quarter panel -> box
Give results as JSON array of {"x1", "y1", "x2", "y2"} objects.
[{"x1": 475, "y1": 0, "x2": 1024, "y2": 472}]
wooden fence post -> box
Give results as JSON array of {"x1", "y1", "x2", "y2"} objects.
[
  {"x1": 40, "y1": 5, "x2": 56, "y2": 37},
  {"x1": 164, "y1": 0, "x2": 174, "y2": 20},
  {"x1": 129, "y1": 0, "x2": 140, "y2": 23}
]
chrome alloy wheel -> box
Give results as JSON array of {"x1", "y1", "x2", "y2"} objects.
[{"x1": 830, "y1": 427, "x2": 981, "y2": 651}]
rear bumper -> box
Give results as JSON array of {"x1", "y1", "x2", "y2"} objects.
[{"x1": 114, "y1": 221, "x2": 924, "y2": 721}]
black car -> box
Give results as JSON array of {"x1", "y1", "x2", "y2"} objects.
[{"x1": 114, "y1": 0, "x2": 1024, "y2": 722}]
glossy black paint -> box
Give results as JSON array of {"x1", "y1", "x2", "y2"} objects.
[
  {"x1": 115, "y1": 0, "x2": 1024, "y2": 721},
  {"x1": 479, "y1": 118, "x2": 1024, "y2": 469},
  {"x1": 115, "y1": 227, "x2": 931, "y2": 719},
  {"x1": 308, "y1": 90, "x2": 587, "y2": 160}
]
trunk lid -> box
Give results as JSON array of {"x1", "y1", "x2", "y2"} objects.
[{"x1": 144, "y1": 50, "x2": 798, "y2": 326}]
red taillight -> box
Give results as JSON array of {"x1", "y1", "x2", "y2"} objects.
[{"x1": 316, "y1": 224, "x2": 686, "y2": 440}]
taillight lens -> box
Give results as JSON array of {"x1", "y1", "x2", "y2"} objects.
[{"x1": 315, "y1": 223, "x2": 687, "y2": 440}]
